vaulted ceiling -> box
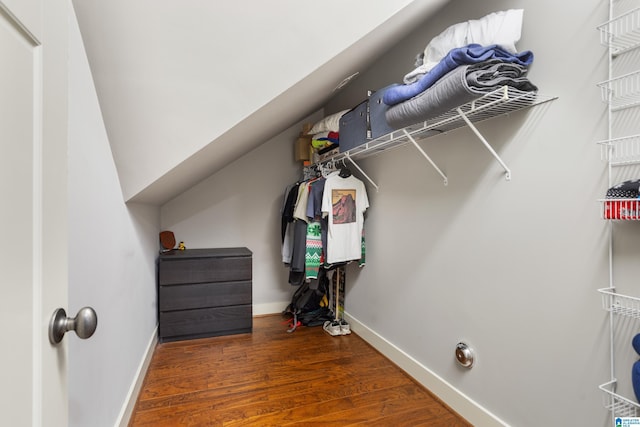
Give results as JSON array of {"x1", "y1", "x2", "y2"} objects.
[{"x1": 72, "y1": 0, "x2": 449, "y2": 205}]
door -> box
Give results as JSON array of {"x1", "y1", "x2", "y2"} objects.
[{"x1": 0, "y1": 0, "x2": 69, "y2": 426}]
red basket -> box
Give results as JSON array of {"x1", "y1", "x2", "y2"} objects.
[{"x1": 604, "y1": 199, "x2": 640, "y2": 220}]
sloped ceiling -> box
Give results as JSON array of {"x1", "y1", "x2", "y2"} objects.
[{"x1": 72, "y1": 0, "x2": 449, "y2": 205}]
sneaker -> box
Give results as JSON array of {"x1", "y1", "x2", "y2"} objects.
[
  {"x1": 323, "y1": 320, "x2": 341, "y2": 337},
  {"x1": 339, "y1": 319, "x2": 351, "y2": 335}
]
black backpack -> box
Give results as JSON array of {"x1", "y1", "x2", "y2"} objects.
[{"x1": 283, "y1": 270, "x2": 333, "y2": 332}]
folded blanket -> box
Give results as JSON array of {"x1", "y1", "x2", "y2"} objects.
[
  {"x1": 466, "y1": 60, "x2": 535, "y2": 91},
  {"x1": 385, "y1": 59, "x2": 537, "y2": 129},
  {"x1": 383, "y1": 44, "x2": 534, "y2": 106}
]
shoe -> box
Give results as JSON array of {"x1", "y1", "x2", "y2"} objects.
[
  {"x1": 323, "y1": 320, "x2": 341, "y2": 337},
  {"x1": 339, "y1": 319, "x2": 351, "y2": 335}
]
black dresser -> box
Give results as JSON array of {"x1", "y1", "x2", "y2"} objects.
[{"x1": 157, "y1": 247, "x2": 252, "y2": 342}]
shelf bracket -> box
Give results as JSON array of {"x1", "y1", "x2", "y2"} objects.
[
  {"x1": 402, "y1": 129, "x2": 448, "y2": 185},
  {"x1": 344, "y1": 153, "x2": 379, "y2": 192},
  {"x1": 456, "y1": 107, "x2": 512, "y2": 180}
]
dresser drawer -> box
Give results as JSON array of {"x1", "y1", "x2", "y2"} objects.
[
  {"x1": 159, "y1": 305, "x2": 252, "y2": 341},
  {"x1": 157, "y1": 247, "x2": 252, "y2": 342},
  {"x1": 158, "y1": 255, "x2": 251, "y2": 285},
  {"x1": 159, "y1": 280, "x2": 251, "y2": 311}
]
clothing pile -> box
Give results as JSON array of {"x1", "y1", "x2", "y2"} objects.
[
  {"x1": 603, "y1": 179, "x2": 640, "y2": 220},
  {"x1": 381, "y1": 9, "x2": 538, "y2": 129},
  {"x1": 305, "y1": 110, "x2": 349, "y2": 160}
]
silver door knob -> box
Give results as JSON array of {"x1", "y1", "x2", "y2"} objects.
[{"x1": 48, "y1": 306, "x2": 98, "y2": 344}]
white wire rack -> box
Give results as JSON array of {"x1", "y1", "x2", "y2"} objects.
[
  {"x1": 598, "y1": 69, "x2": 640, "y2": 110},
  {"x1": 599, "y1": 287, "x2": 640, "y2": 318},
  {"x1": 311, "y1": 86, "x2": 556, "y2": 189},
  {"x1": 600, "y1": 379, "x2": 640, "y2": 418},
  {"x1": 598, "y1": 1, "x2": 640, "y2": 421},
  {"x1": 599, "y1": 198, "x2": 640, "y2": 220},
  {"x1": 598, "y1": 7, "x2": 640, "y2": 55},
  {"x1": 331, "y1": 86, "x2": 549, "y2": 162},
  {"x1": 598, "y1": 287, "x2": 640, "y2": 419},
  {"x1": 599, "y1": 134, "x2": 640, "y2": 165}
]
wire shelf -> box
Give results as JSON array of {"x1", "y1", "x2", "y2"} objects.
[
  {"x1": 599, "y1": 134, "x2": 640, "y2": 165},
  {"x1": 598, "y1": 7, "x2": 640, "y2": 55},
  {"x1": 598, "y1": 70, "x2": 640, "y2": 110},
  {"x1": 599, "y1": 287, "x2": 640, "y2": 318},
  {"x1": 600, "y1": 380, "x2": 640, "y2": 418},
  {"x1": 599, "y1": 199, "x2": 640, "y2": 220},
  {"x1": 322, "y1": 86, "x2": 556, "y2": 165},
  {"x1": 597, "y1": 1, "x2": 640, "y2": 421}
]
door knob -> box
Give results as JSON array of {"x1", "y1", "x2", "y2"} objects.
[{"x1": 48, "y1": 306, "x2": 98, "y2": 344}]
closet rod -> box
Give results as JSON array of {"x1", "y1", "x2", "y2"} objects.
[
  {"x1": 344, "y1": 153, "x2": 379, "y2": 192},
  {"x1": 456, "y1": 107, "x2": 512, "y2": 180},
  {"x1": 402, "y1": 129, "x2": 448, "y2": 185}
]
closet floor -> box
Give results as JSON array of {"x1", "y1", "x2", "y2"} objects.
[{"x1": 129, "y1": 314, "x2": 471, "y2": 426}]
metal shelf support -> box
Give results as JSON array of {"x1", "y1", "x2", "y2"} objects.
[
  {"x1": 402, "y1": 129, "x2": 448, "y2": 185},
  {"x1": 456, "y1": 107, "x2": 512, "y2": 180},
  {"x1": 344, "y1": 153, "x2": 379, "y2": 192}
]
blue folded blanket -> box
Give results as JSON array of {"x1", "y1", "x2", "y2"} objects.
[
  {"x1": 384, "y1": 59, "x2": 536, "y2": 130},
  {"x1": 383, "y1": 44, "x2": 534, "y2": 106}
]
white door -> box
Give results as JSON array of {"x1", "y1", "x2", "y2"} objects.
[{"x1": 0, "y1": 1, "x2": 70, "y2": 426}]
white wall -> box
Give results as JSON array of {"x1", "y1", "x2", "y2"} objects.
[
  {"x1": 72, "y1": 0, "x2": 449, "y2": 204},
  {"x1": 68, "y1": 7, "x2": 160, "y2": 427},
  {"x1": 161, "y1": 0, "x2": 616, "y2": 426}
]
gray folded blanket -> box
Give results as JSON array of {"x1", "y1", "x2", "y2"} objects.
[{"x1": 385, "y1": 59, "x2": 537, "y2": 130}]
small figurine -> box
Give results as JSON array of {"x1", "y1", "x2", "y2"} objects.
[{"x1": 178, "y1": 241, "x2": 186, "y2": 251}]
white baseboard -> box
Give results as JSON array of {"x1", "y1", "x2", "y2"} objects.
[
  {"x1": 253, "y1": 301, "x2": 288, "y2": 316},
  {"x1": 115, "y1": 326, "x2": 158, "y2": 427},
  {"x1": 344, "y1": 312, "x2": 509, "y2": 427}
]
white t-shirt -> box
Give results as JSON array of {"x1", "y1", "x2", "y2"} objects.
[{"x1": 321, "y1": 172, "x2": 369, "y2": 264}]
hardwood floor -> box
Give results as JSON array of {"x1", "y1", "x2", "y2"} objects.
[{"x1": 129, "y1": 315, "x2": 471, "y2": 426}]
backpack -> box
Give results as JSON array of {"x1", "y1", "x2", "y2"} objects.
[{"x1": 283, "y1": 269, "x2": 333, "y2": 332}]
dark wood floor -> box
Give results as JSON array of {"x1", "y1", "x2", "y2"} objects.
[{"x1": 129, "y1": 315, "x2": 471, "y2": 426}]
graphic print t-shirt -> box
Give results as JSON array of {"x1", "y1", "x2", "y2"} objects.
[{"x1": 321, "y1": 172, "x2": 369, "y2": 264}]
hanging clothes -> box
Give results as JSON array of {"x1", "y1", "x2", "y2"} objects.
[
  {"x1": 288, "y1": 219, "x2": 308, "y2": 286},
  {"x1": 288, "y1": 182, "x2": 312, "y2": 286},
  {"x1": 304, "y1": 221, "x2": 323, "y2": 279},
  {"x1": 305, "y1": 177, "x2": 328, "y2": 260},
  {"x1": 281, "y1": 182, "x2": 300, "y2": 264},
  {"x1": 281, "y1": 164, "x2": 369, "y2": 287},
  {"x1": 321, "y1": 171, "x2": 369, "y2": 264}
]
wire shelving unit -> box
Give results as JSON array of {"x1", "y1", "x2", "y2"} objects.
[
  {"x1": 312, "y1": 86, "x2": 556, "y2": 191},
  {"x1": 597, "y1": 1, "x2": 640, "y2": 422}
]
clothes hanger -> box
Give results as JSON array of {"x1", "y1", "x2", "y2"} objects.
[
  {"x1": 321, "y1": 160, "x2": 336, "y2": 178},
  {"x1": 339, "y1": 158, "x2": 351, "y2": 178}
]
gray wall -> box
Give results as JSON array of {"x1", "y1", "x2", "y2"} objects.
[
  {"x1": 68, "y1": 8, "x2": 160, "y2": 427},
  {"x1": 161, "y1": 0, "x2": 615, "y2": 425},
  {"x1": 327, "y1": 0, "x2": 612, "y2": 425}
]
